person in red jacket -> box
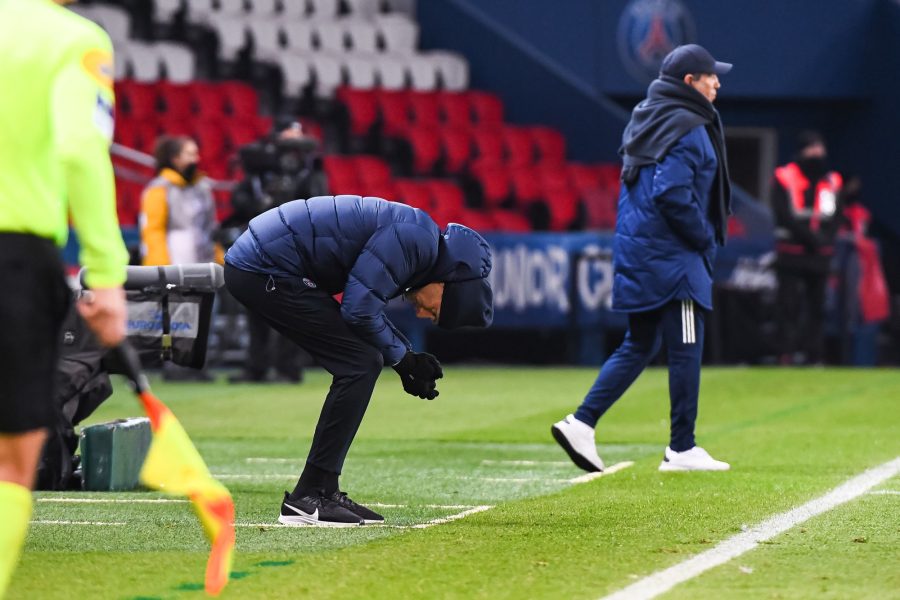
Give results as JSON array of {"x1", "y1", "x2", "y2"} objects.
[{"x1": 771, "y1": 131, "x2": 843, "y2": 365}]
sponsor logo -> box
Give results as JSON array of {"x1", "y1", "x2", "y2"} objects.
[
  {"x1": 93, "y1": 93, "x2": 114, "y2": 141},
  {"x1": 617, "y1": 0, "x2": 696, "y2": 84},
  {"x1": 126, "y1": 302, "x2": 200, "y2": 339},
  {"x1": 302, "y1": 277, "x2": 317, "y2": 288},
  {"x1": 80, "y1": 48, "x2": 113, "y2": 91}
]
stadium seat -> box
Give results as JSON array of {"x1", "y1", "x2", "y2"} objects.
[
  {"x1": 308, "y1": 52, "x2": 344, "y2": 98},
  {"x1": 280, "y1": 0, "x2": 308, "y2": 18},
  {"x1": 155, "y1": 42, "x2": 196, "y2": 82},
  {"x1": 469, "y1": 162, "x2": 511, "y2": 207},
  {"x1": 323, "y1": 156, "x2": 361, "y2": 195},
  {"x1": 376, "y1": 89, "x2": 411, "y2": 137},
  {"x1": 353, "y1": 155, "x2": 393, "y2": 187},
  {"x1": 91, "y1": 4, "x2": 132, "y2": 44},
  {"x1": 470, "y1": 127, "x2": 505, "y2": 164},
  {"x1": 408, "y1": 92, "x2": 441, "y2": 128},
  {"x1": 502, "y1": 126, "x2": 535, "y2": 167},
  {"x1": 193, "y1": 119, "x2": 229, "y2": 164},
  {"x1": 190, "y1": 82, "x2": 228, "y2": 119},
  {"x1": 456, "y1": 209, "x2": 496, "y2": 232},
  {"x1": 343, "y1": 0, "x2": 381, "y2": 19},
  {"x1": 425, "y1": 51, "x2": 469, "y2": 91},
  {"x1": 153, "y1": 0, "x2": 183, "y2": 22},
  {"x1": 248, "y1": 17, "x2": 284, "y2": 61},
  {"x1": 489, "y1": 209, "x2": 532, "y2": 232},
  {"x1": 281, "y1": 21, "x2": 316, "y2": 54},
  {"x1": 530, "y1": 127, "x2": 566, "y2": 165},
  {"x1": 208, "y1": 15, "x2": 249, "y2": 61},
  {"x1": 407, "y1": 54, "x2": 439, "y2": 91},
  {"x1": 343, "y1": 54, "x2": 379, "y2": 89},
  {"x1": 158, "y1": 114, "x2": 193, "y2": 137},
  {"x1": 469, "y1": 91, "x2": 504, "y2": 124},
  {"x1": 225, "y1": 118, "x2": 264, "y2": 148},
  {"x1": 277, "y1": 52, "x2": 313, "y2": 97},
  {"x1": 438, "y1": 91, "x2": 472, "y2": 127},
  {"x1": 124, "y1": 41, "x2": 162, "y2": 82},
  {"x1": 425, "y1": 180, "x2": 465, "y2": 215},
  {"x1": 337, "y1": 87, "x2": 379, "y2": 136},
  {"x1": 376, "y1": 54, "x2": 409, "y2": 90},
  {"x1": 438, "y1": 126, "x2": 472, "y2": 174},
  {"x1": 313, "y1": 20, "x2": 348, "y2": 53},
  {"x1": 248, "y1": 0, "x2": 279, "y2": 17},
  {"x1": 405, "y1": 127, "x2": 442, "y2": 174},
  {"x1": 394, "y1": 179, "x2": 433, "y2": 211},
  {"x1": 117, "y1": 80, "x2": 159, "y2": 119},
  {"x1": 220, "y1": 82, "x2": 259, "y2": 117},
  {"x1": 309, "y1": 0, "x2": 340, "y2": 19},
  {"x1": 544, "y1": 188, "x2": 580, "y2": 231},
  {"x1": 157, "y1": 82, "x2": 194, "y2": 119},
  {"x1": 345, "y1": 20, "x2": 379, "y2": 53},
  {"x1": 375, "y1": 14, "x2": 419, "y2": 53},
  {"x1": 509, "y1": 167, "x2": 543, "y2": 205}
]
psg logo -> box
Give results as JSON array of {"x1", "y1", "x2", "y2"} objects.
[{"x1": 617, "y1": 0, "x2": 697, "y2": 84}]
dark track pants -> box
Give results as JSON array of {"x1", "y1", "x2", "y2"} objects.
[
  {"x1": 574, "y1": 299, "x2": 706, "y2": 452},
  {"x1": 224, "y1": 264, "x2": 383, "y2": 474}
]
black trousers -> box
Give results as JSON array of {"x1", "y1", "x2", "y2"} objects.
[
  {"x1": 776, "y1": 261, "x2": 828, "y2": 364},
  {"x1": 224, "y1": 264, "x2": 383, "y2": 474}
]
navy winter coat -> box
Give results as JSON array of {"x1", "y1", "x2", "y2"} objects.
[
  {"x1": 613, "y1": 125, "x2": 718, "y2": 312},
  {"x1": 225, "y1": 195, "x2": 483, "y2": 364}
]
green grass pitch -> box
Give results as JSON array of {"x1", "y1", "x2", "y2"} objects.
[{"x1": 10, "y1": 366, "x2": 900, "y2": 599}]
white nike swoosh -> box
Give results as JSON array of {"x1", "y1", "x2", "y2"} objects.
[{"x1": 284, "y1": 503, "x2": 317, "y2": 521}]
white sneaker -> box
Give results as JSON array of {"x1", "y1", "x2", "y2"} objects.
[
  {"x1": 551, "y1": 414, "x2": 604, "y2": 472},
  {"x1": 659, "y1": 446, "x2": 730, "y2": 472}
]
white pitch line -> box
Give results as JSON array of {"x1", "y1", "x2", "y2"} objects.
[
  {"x1": 213, "y1": 474, "x2": 297, "y2": 480},
  {"x1": 570, "y1": 461, "x2": 634, "y2": 484},
  {"x1": 600, "y1": 456, "x2": 900, "y2": 600},
  {"x1": 31, "y1": 520, "x2": 126, "y2": 526},
  {"x1": 405, "y1": 505, "x2": 494, "y2": 529},
  {"x1": 367, "y1": 503, "x2": 478, "y2": 509},
  {"x1": 481, "y1": 460, "x2": 573, "y2": 466},
  {"x1": 236, "y1": 505, "x2": 495, "y2": 530},
  {"x1": 245, "y1": 458, "x2": 301, "y2": 464},
  {"x1": 36, "y1": 498, "x2": 188, "y2": 504},
  {"x1": 869, "y1": 490, "x2": 900, "y2": 495}
]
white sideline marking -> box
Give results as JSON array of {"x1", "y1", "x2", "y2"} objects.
[
  {"x1": 245, "y1": 458, "x2": 300, "y2": 464},
  {"x1": 31, "y1": 520, "x2": 126, "y2": 526},
  {"x1": 869, "y1": 490, "x2": 900, "y2": 495},
  {"x1": 368, "y1": 503, "x2": 477, "y2": 509},
  {"x1": 36, "y1": 498, "x2": 188, "y2": 504},
  {"x1": 481, "y1": 460, "x2": 572, "y2": 466},
  {"x1": 570, "y1": 461, "x2": 634, "y2": 484},
  {"x1": 600, "y1": 457, "x2": 900, "y2": 600},
  {"x1": 235, "y1": 505, "x2": 495, "y2": 530},
  {"x1": 213, "y1": 474, "x2": 297, "y2": 480}
]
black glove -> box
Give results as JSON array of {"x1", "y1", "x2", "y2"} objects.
[{"x1": 393, "y1": 351, "x2": 443, "y2": 400}]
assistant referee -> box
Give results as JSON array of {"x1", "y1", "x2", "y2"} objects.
[{"x1": 0, "y1": 0, "x2": 129, "y2": 595}]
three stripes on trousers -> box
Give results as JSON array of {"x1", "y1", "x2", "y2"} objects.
[{"x1": 681, "y1": 299, "x2": 696, "y2": 345}]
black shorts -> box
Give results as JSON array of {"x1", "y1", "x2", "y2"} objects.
[{"x1": 0, "y1": 233, "x2": 71, "y2": 433}]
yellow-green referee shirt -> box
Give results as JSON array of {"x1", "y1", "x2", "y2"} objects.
[{"x1": 0, "y1": 0, "x2": 127, "y2": 288}]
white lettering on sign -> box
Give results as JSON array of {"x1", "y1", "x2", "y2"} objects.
[
  {"x1": 577, "y1": 245, "x2": 614, "y2": 311},
  {"x1": 490, "y1": 244, "x2": 570, "y2": 312}
]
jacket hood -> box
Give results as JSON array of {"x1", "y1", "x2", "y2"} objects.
[{"x1": 426, "y1": 223, "x2": 492, "y2": 283}]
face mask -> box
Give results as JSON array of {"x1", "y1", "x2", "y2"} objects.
[
  {"x1": 180, "y1": 163, "x2": 199, "y2": 182},
  {"x1": 797, "y1": 156, "x2": 827, "y2": 180}
]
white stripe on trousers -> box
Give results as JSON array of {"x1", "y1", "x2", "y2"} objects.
[{"x1": 681, "y1": 299, "x2": 695, "y2": 344}]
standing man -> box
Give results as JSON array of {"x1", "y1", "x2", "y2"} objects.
[
  {"x1": 225, "y1": 195, "x2": 493, "y2": 526},
  {"x1": 771, "y1": 131, "x2": 842, "y2": 365},
  {"x1": 551, "y1": 45, "x2": 733, "y2": 473},
  {"x1": 0, "y1": 0, "x2": 129, "y2": 595}
]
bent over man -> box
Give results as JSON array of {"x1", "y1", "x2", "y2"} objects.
[
  {"x1": 225, "y1": 195, "x2": 493, "y2": 526},
  {"x1": 552, "y1": 44, "x2": 733, "y2": 473}
]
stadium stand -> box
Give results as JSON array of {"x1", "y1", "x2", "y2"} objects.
[{"x1": 76, "y1": 0, "x2": 618, "y2": 232}]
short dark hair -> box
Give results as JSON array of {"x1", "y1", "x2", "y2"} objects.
[{"x1": 153, "y1": 135, "x2": 192, "y2": 174}]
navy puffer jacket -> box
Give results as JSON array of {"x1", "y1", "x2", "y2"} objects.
[
  {"x1": 225, "y1": 195, "x2": 484, "y2": 364},
  {"x1": 613, "y1": 125, "x2": 718, "y2": 312}
]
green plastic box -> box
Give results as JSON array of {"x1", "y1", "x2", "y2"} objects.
[{"x1": 80, "y1": 417, "x2": 151, "y2": 491}]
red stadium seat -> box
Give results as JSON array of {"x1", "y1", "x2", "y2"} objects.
[
  {"x1": 220, "y1": 81, "x2": 259, "y2": 117},
  {"x1": 405, "y1": 127, "x2": 442, "y2": 174},
  {"x1": 115, "y1": 179, "x2": 145, "y2": 226},
  {"x1": 158, "y1": 114, "x2": 193, "y2": 137},
  {"x1": 376, "y1": 89, "x2": 411, "y2": 137},
  {"x1": 424, "y1": 180, "x2": 465, "y2": 216},
  {"x1": 408, "y1": 91, "x2": 440, "y2": 128},
  {"x1": 438, "y1": 91, "x2": 471, "y2": 127},
  {"x1": 117, "y1": 80, "x2": 159, "y2": 119},
  {"x1": 323, "y1": 155, "x2": 361, "y2": 195},
  {"x1": 353, "y1": 155, "x2": 393, "y2": 187},
  {"x1": 469, "y1": 91, "x2": 503, "y2": 124},
  {"x1": 225, "y1": 118, "x2": 263, "y2": 149},
  {"x1": 438, "y1": 126, "x2": 472, "y2": 174},
  {"x1": 544, "y1": 188, "x2": 580, "y2": 231},
  {"x1": 469, "y1": 162, "x2": 511, "y2": 207},
  {"x1": 394, "y1": 179, "x2": 434, "y2": 211},
  {"x1": 537, "y1": 164, "x2": 571, "y2": 194},
  {"x1": 529, "y1": 126, "x2": 566, "y2": 165},
  {"x1": 502, "y1": 126, "x2": 535, "y2": 167},
  {"x1": 190, "y1": 81, "x2": 228, "y2": 119},
  {"x1": 336, "y1": 87, "x2": 378, "y2": 137},
  {"x1": 194, "y1": 119, "x2": 229, "y2": 163},
  {"x1": 456, "y1": 208, "x2": 496, "y2": 232},
  {"x1": 489, "y1": 209, "x2": 532, "y2": 232},
  {"x1": 470, "y1": 126, "x2": 505, "y2": 164},
  {"x1": 509, "y1": 167, "x2": 542, "y2": 205},
  {"x1": 157, "y1": 82, "x2": 194, "y2": 118}
]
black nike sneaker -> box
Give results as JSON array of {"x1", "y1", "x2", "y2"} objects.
[
  {"x1": 278, "y1": 491, "x2": 363, "y2": 527},
  {"x1": 327, "y1": 491, "x2": 385, "y2": 524}
]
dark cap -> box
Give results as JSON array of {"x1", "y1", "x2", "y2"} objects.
[
  {"x1": 438, "y1": 277, "x2": 493, "y2": 329},
  {"x1": 660, "y1": 44, "x2": 732, "y2": 79},
  {"x1": 796, "y1": 130, "x2": 826, "y2": 152}
]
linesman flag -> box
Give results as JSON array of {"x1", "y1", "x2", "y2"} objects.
[{"x1": 115, "y1": 343, "x2": 235, "y2": 596}]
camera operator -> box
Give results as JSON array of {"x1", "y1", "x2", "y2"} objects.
[{"x1": 226, "y1": 119, "x2": 325, "y2": 384}]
